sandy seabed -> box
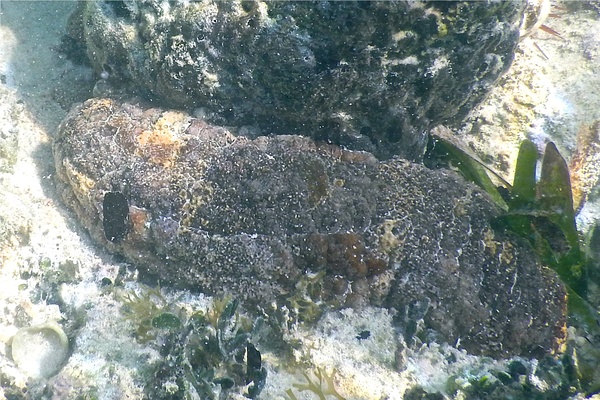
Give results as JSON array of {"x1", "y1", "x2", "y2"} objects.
[{"x1": 1, "y1": 1, "x2": 600, "y2": 399}]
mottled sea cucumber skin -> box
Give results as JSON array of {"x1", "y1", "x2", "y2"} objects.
[{"x1": 53, "y1": 98, "x2": 566, "y2": 358}]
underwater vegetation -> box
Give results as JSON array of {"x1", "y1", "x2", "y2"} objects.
[
  {"x1": 450, "y1": 355, "x2": 579, "y2": 399},
  {"x1": 284, "y1": 368, "x2": 346, "y2": 400},
  {"x1": 116, "y1": 282, "x2": 362, "y2": 399},
  {"x1": 117, "y1": 283, "x2": 171, "y2": 343},
  {"x1": 115, "y1": 288, "x2": 267, "y2": 399},
  {"x1": 404, "y1": 356, "x2": 580, "y2": 399},
  {"x1": 425, "y1": 132, "x2": 600, "y2": 395}
]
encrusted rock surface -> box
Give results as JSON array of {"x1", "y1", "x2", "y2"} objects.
[
  {"x1": 71, "y1": 0, "x2": 524, "y2": 160},
  {"x1": 53, "y1": 97, "x2": 566, "y2": 358}
]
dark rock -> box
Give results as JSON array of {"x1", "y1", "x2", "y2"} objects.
[
  {"x1": 72, "y1": 0, "x2": 524, "y2": 160},
  {"x1": 53, "y1": 98, "x2": 566, "y2": 358}
]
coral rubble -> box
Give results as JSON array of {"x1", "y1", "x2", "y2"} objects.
[{"x1": 71, "y1": 0, "x2": 524, "y2": 160}]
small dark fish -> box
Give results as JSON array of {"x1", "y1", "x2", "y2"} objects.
[
  {"x1": 103, "y1": 191, "x2": 129, "y2": 242},
  {"x1": 356, "y1": 330, "x2": 371, "y2": 340},
  {"x1": 246, "y1": 342, "x2": 267, "y2": 398},
  {"x1": 246, "y1": 342, "x2": 262, "y2": 384}
]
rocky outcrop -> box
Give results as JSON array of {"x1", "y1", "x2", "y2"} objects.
[
  {"x1": 53, "y1": 98, "x2": 566, "y2": 358},
  {"x1": 70, "y1": 0, "x2": 524, "y2": 160}
]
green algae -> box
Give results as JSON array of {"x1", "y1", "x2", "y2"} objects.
[
  {"x1": 426, "y1": 135, "x2": 600, "y2": 396},
  {"x1": 117, "y1": 284, "x2": 169, "y2": 343},
  {"x1": 0, "y1": 130, "x2": 18, "y2": 173},
  {"x1": 146, "y1": 296, "x2": 267, "y2": 399},
  {"x1": 286, "y1": 271, "x2": 329, "y2": 324},
  {"x1": 113, "y1": 288, "x2": 267, "y2": 398},
  {"x1": 444, "y1": 356, "x2": 580, "y2": 399},
  {"x1": 38, "y1": 257, "x2": 80, "y2": 285}
]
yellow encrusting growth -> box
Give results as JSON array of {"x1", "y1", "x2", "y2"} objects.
[{"x1": 136, "y1": 111, "x2": 190, "y2": 167}]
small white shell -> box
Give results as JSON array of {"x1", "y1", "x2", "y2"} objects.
[{"x1": 11, "y1": 322, "x2": 69, "y2": 379}]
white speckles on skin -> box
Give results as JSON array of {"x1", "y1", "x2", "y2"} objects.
[
  {"x1": 391, "y1": 30, "x2": 415, "y2": 42},
  {"x1": 428, "y1": 56, "x2": 450, "y2": 76},
  {"x1": 383, "y1": 56, "x2": 420, "y2": 67},
  {"x1": 201, "y1": 69, "x2": 220, "y2": 90}
]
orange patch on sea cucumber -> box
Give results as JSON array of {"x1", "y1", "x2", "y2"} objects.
[
  {"x1": 136, "y1": 111, "x2": 190, "y2": 167},
  {"x1": 128, "y1": 206, "x2": 151, "y2": 240}
]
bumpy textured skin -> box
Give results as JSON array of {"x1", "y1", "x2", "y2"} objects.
[
  {"x1": 76, "y1": 0, "x2": 524, "y2": 160},
  {"x1": 53, "y1": 98, "x2": 566, "y2": 358}
]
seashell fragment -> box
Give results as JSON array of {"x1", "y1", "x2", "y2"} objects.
[{"x1": 11, "y1": 322, "x2": 69, "y2": 379}]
